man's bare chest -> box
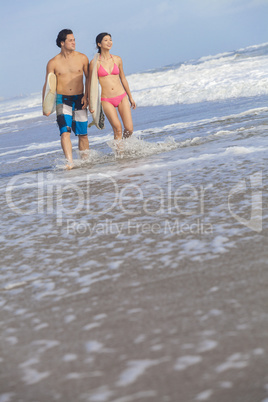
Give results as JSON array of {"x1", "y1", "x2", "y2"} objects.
[{"x1": 56, "y1": 60, "x2": 83, "y2": 76}]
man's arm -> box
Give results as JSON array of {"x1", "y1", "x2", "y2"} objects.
[
  {"x1": 81, "y1": 54, "x2": 89, "y2": 109},
  {"x1": 42, "y1": 59, "x2": 55, "y2": 104}
]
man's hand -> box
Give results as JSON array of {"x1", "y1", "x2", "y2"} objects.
[{"x1": 81, "y1": 96, "x2": 88, "y2": 109}]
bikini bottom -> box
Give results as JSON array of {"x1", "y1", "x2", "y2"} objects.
[{"x1": 101, "y1": 92, "x2": 127, "y2": 108}]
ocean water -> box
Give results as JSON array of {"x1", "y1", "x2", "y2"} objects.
[{"x1": 0, "y1": 43, "x2": 268, "y2": 401}]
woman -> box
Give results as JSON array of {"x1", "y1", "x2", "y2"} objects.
[{"x1": 88, "y1": 32, "x2": 136, "y2": 141}]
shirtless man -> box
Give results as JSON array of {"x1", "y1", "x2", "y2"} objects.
[{"x1": 43, "y1": 29, "x2": 89, "y2": 168}]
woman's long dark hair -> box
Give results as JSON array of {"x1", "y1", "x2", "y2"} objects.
[{"x1": 96, "y1": 32, "x2": 111, "y2": 53}]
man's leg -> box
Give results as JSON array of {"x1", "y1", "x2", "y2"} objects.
[
  {"x1": 73, "y1": 95, "x2": 89, "y2": 159},
  {"x1": 56, "y1": 94, "x2": 74, "y2": 168},
  {"x1": 61, "y1": 131, "x2": 73, "y2": 168},
  {"x1": 78, "y1": 135, "x2": 89, "y2": 159}
]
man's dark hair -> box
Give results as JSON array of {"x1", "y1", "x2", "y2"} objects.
[{"x1": 56, "y1": 29, "x2": 73, "y2": 48}]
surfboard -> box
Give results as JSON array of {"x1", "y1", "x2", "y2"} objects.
[
  {"x1": 43, "y1": 73, "x2": 57, "y2": 116},
  {"x1": 88, "y1": 54, "x2": 105, "y2": 129}
]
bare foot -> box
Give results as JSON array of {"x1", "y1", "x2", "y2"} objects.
[
  {"x1": 123, "y1": 130, "x2": 132, "y2": 139},
  {"x1": 79, "y1": 150, "x2": 89, "y2": 160},
  {"x1": 115, "y1": 139, "x2": 124, "y2": 157},
  {"x1": 64, "y1": 163, "x2": 74, "y2": 170}
]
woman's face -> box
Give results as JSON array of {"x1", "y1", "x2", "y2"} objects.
[{"x1": 100, "y1": 35, "x2": 113, "y2": 51}]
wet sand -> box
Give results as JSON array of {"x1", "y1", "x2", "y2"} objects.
[
  {"x1": 1, "y1": 229, "x2": 267, "y2": 402},
  {"x1": 1, "y1": 43, "x2": 268, "y2": 402}
]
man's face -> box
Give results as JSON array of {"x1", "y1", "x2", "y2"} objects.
[{"x1": 62, "y1": 34, "x2": 75, "y2": 51}]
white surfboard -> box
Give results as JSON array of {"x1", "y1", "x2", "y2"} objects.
[
  {"x1": 88, "y1": 54, "x2": 105, "y2": 129},
  {"x1": 43, "y1": 73, "x2": 57, "y2": 116}
]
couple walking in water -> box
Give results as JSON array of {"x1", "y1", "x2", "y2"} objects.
[{"x1": 42, "y1": 29, "x2": 136, "y2": 169}]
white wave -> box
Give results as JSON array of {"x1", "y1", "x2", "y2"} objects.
[
  {"x1": 0, "y1": 111, "x2": 42, "y2": 125},
  {"x1": 129, "y1": 54, "x2": 268, "y2": 106},
  {"x1": 5, "y1": 140, "x2": 266, "y2": 193},
  {"x1": 223, "y1": 146, "x2": 267, "y2": 155},
  {"x1": 2, "y1": 104, "x2": 265, "y2": 170},
  {"x1": 0, "y1": 93, "x2": 43, "y2": 129},
  {"x1": 101, "y1": 142, "x2": 268, "y2": 178},
  {"x1": 135, "y1": 106, "x2": 268, "y2": 138},
  {"x1": 16, "y1": 150, "x2": 60, "y2": 161},
  {"x1": 237, "y1": 41, "x2": 268, "y2": 52},
  {"x1": 1, "y1": 43, "x2": 268, "y2": 126},
  {"x1": 107, "y1": 135, "x2": 178, "y2": 158},
  {"x1": 0, "y1": 93, "x2": 41, "y2": 114},
  {"x1": 197, "y1": 51, "x2": 235, "y2": 63},
  {"x1": 0, "y1": 141, "x2": 60, "y2": 157}
]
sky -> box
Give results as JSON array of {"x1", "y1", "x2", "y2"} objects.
[{"x1": 1, "y1": 0, "x2": 268, "y2": 99}]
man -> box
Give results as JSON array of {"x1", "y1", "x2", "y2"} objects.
[{"x1": 43, "y1": 29, "x2": 89, "y2": 169}]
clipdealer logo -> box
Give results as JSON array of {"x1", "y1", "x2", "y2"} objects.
[
  {"x1": 66, "y1": 218, "x2": 213, "y2": 237},
  {"x1": 228, "y1": 171, "x2": 263, "y2": 233},
  {"x1": 5, "y1": 172, "x2": 213, "y2": 232},
  {"x1": 6, "y1": 170, "x2": 263, "y2": 234}
]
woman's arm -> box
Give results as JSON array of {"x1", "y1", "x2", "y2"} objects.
[
  {"x1": 118, "y1": 57, "x2": 136, "y2": 109},
  {"x1": 88, "y1": 59, "x2": 95, "y2": 113}
]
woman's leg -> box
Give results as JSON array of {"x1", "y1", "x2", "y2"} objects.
[
  {"x1": 118, "y1": 96, "x2": 133, "y2": 138},
  {"x1": 101, "y1": 101, "x2": 122, "y2": 140}
]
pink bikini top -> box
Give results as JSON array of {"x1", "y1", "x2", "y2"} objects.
[{"x1": 98, "y1": 56, "x2": 120, "y2": 77}]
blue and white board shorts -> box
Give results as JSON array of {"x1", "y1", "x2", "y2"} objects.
[{"x1": 56, "y1": 94, "x2": 88, "y2": 136}]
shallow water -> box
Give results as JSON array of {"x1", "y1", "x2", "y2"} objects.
[{"x1": 0, "y1": 44, "x2": 268, "y2": 401}]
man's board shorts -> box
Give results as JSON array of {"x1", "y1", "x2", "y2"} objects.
[{"x1": 56, "y1": 94, "x2": 88, "y2": 136}]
